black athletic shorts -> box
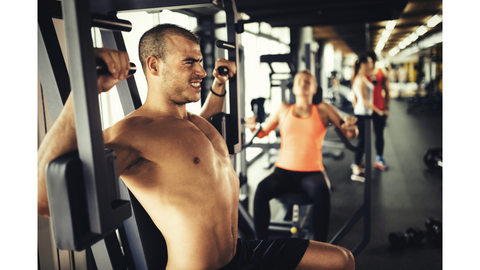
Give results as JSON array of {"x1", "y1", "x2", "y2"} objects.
[{"x1": 218, "y1": 237, "x2": 310, "y2": 270}]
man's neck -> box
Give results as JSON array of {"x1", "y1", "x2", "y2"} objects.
[{"x1": 142, "y1": 91, "x2": 188, "y2": 119}]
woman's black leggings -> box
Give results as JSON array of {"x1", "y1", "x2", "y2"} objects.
[
  {"x1": 253, "y1": 167, "x2": 330, "y2": 242},
  {"x1": 354, "y1": 112, "x2": 387, "y2": 164}
]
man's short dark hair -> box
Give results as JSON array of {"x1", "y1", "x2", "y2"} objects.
[{"x1": 138, "y1": 23, "x2": 201, "y2": 73}]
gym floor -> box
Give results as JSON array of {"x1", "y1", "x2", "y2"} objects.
[{"x1": 245, "y1": 97, "x2": 442, "y2": 270}]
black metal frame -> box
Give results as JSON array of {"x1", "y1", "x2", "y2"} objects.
[
  {"x1": 329, "y1": 122, "x2": 372, "y2": 258},
  {"x1": 223, "y1": 0, "x2": 243, "y2": 154}
]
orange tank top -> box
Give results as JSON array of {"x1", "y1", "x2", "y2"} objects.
[{"x1": 275, "y1": 105, "x2": 326, "y2": 172}]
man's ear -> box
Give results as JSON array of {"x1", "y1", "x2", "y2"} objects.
[{"x1": 147, "y1": 55, "x2": 159, "y2": 76}]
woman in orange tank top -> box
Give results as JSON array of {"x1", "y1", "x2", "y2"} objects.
[{"x1": 245, "y1": 70, "x2": 357, "y2": 241}]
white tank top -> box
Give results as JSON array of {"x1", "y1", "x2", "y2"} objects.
[{"x1": 353, "y1": 76, "x2": 374, "y2": 116}]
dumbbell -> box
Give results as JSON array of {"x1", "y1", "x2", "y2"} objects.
[
  {"x1": 425, "y1": 217, "x2": 442, "y2": 246},
  {"x1": 388, "y1": 227, "x2": 425, "y2": 249}
]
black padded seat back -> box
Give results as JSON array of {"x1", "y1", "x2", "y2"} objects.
[
  {"x1": 118, "y1": 180, "x2": 167, "y2": 270},
  {"x1": 276, "y1": 193, "x2": 313, "y2": 206}
]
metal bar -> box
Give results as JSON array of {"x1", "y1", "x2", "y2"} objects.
[
  {"x1": 89, "y1": 0, "x2": 223, "y2": 14},
  {"x1": 238, "y1": 202, "x2": 255, "y2": 235},
  {"x1": 92, "y1": 13, "x2": 132, "y2": 32},
  {"x1": 100, "y1": 29, "x2": 142, "y2": 113},
  {"x1": 38, "y1": 0, "x2": 70, "y2": 121},
  {"x1": 224, "y1": 0, "x2": 242, "y2": 154},
  {"x1": 215, "y1": 40, "x2": 235, "y2": 50},
  {"x1": 329, "y1": 204, "x2": 365, "y2": 245},
  {"x1": 62, "y1": 0, "x2": 105, "y2": 234},
  {"x1": 198, "y1": 15, "x2": 216, "y2": 106},
  {"x1": 62, "y1": 0, "x2": 130, "y2": 236},
  {"x1": 351, "y1": 239, "x2": 370, "y2": 258},
  {"x1": 91, "y1": 233, "x2": 127, "y2": 270},
  {"x1": 361, "y1": 117, "x2": 372, "y2": 250},
  {"x1": 250, "y1": 143, "x2": 280, "y2": 149}
]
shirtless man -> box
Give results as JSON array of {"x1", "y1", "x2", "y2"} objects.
[{"x1": 38, "y1": 24, "x2": 354, "y2": 270}]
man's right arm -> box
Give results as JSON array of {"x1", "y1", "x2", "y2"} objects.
[
  {"x1": 38, "y1": 94, "x2": 77, "y2": 217},
  {"x1": 37, "y1": 48, "x2": 131, "y2": 217}
]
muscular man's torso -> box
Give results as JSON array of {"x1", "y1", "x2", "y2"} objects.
[{"x1": 103, "y1": 109, "x2": 239, "y2": 270}]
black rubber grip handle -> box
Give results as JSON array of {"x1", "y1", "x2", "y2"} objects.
[
  {"x1": 242, "y1": 125, "x2": 262, "y2": 149},
  {"x1": 218, "y1": 66, "x2": 229, "y2": 76},
  {"x1": 334, "y1": 127, "x2": 362, "y2": 152},
  {"x1": 96, "y1": 59, "x2": 136, "y2": 75}
]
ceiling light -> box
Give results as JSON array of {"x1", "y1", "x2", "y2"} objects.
[
  {"x1": 386, "y1": 20, "x2": 397, "y2": 31},
  {"x1": 379, "y1": 36, "x2": 388, "y2": 43},
  {"x1": 376, "y1": 41, "x2": 385, "y2": 50},
  {"x1": 416, "y1": 25, "x2": 428, "y2": 36},
  {"x1": 403, "y1": 37, "x2": 412, "y2": 46},
  {"x1": 427, "y1": 14, "x2": 442, "y2": 28},
  {"x1": 409, "y1": 32, "x2": 419, "y2": 42},
  {"x1": 389, "y1": 47, "x2": 400, "y2": 56},
  {"x1": 240, "y1": 13, "x2": 250, "y2": 21},
  {"x1": 382, "y1": 29, "x2": 392, "y2": 38},
  {"x1": 398, "y1": 41, "x2": 406, "y2": 49}
]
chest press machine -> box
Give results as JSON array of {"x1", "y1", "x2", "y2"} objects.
[{"x1": 39, "y1": 0, "x2": 245, "y2": 269}]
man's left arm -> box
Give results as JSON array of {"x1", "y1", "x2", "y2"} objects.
[{"x1": 199, "y1": 58, "x2": 236, "y2": 120}]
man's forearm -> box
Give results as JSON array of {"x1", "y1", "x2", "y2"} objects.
[
  {"x1": 199, "y1": 79, "x2": 226, "y2": 120},
  {"x1": 37, "y1": 94, "x2": 78, "y2": 217}
]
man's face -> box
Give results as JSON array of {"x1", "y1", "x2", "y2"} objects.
[
  {"x1": 159, "y1": 35, "x2": 207, "y2": 105},
  {"x1": 292, "y1": 73, "x2": 316, "y2": 97}
]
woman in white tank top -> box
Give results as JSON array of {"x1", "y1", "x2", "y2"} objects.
[
  {"x1": 350, "y1": 54, "x2": 384, "y2": 182},
  {"x1": 352, "y1": 55, "x2": 383, "y2": 116}
]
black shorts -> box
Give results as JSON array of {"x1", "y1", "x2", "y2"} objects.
[{"x1": 218, "y1": 237, "x2": 310, "y2": 270}]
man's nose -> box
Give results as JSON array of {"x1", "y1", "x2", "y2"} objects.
[{"x1": 195, "y1": 64, "x2": 207, "y2": 78}]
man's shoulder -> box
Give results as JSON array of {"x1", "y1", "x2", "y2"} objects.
[{"x1": 107, "y1": 115, "x2": 153, "y2": 134}]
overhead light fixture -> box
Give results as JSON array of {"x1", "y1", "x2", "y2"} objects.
[
  {"x1": 427, "y1": 14, "x2": 442, "y2": 28},
  {"x1": 382, "y1": 29, "x2": 392, "y2": 38},
  {"x1": 240, "y1": 12, "x2": 250, "y2": 21},
  {"x1": 403, "y1": 37, "x2": 412, "y2": 46},
  {"x1": 409, "y1": 32, "x2": 419, "y2": 42},
  {"x1": 386, "y1": 20, "x2": 397, "y2": 31},
  {"x1": 389, "y1": 47, "x2": 400, "y2": 56},
  {"x1": 416, "y1": 25, "x2": 428, "y2": 36},
  {"x1": 376, "y1": 41, "x2": 386, "y2": 51},
  {"x1": 259, "y1": 22, "x2": 272, "y2": 35},
  {"x1": 398, "y1": 41, "x2": 406, "y2": 49}
]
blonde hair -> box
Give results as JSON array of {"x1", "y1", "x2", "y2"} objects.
[{"x1": 295, "y1": 69, "x2": 317, "y2": 88}]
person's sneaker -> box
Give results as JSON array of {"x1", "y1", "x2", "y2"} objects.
[
  {"x1": 374, "y1": 159, "x2": 389, "y2": 171},
  {"x1": 350, "y1": 162, "x2": 365, "y2": 173},
  {"x1": 351, "y1": 166, "x2": 365, "y2": 182}
]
